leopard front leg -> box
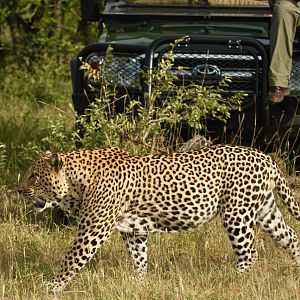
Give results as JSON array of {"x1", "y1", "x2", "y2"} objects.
[{"x1": 46, "y1": 212, "x2": 116, "y2": 292}]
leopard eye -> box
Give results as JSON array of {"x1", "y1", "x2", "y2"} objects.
[{"x1": 28, "y1": 173, "x2": 38, "y2": 183}]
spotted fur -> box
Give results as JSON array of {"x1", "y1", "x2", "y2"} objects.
[{"x1": 18, "y1": 145, "x2": 300, "y2": 292}]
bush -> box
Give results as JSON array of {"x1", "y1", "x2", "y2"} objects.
[{"x1": 77, "y1": 40, "x2": 244, "y2": 154}]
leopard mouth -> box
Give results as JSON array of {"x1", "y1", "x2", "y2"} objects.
[
  {"x1": 32, "y1": 197, "x2": 47, "y2": 212},
  {"x1": 34, "y1": 200, "x2": 45, "y2": 208},
  {"x1": 33, "y1": 197, "x2": 59, "y2": 213}
]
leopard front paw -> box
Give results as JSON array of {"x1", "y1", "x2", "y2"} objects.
[{"x1": 44, "y1": 279, "x2": 66, "y2": 293}]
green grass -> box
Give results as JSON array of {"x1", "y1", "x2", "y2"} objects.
[{"x1": 0, "y1": 61, "x2": 75, "y2": 186}]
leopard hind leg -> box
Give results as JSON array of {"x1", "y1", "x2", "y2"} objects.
[
  {"x1": 221, "y1": 202, "x2": 258, "y2": 272},
  {"x1": 120, "y1": 232, "x2": 148, "y2": 278},
  {"x1": 257, "y1": 191, "x2": 300, "y2": 265}
]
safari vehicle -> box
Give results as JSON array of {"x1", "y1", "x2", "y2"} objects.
[{"x1": 71, "y1": 0, "x2": 300, "y2": 149}]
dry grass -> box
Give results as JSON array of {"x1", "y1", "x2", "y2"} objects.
[{"x1": 1, "y1": 188, "x2": 300, "y2": 300}]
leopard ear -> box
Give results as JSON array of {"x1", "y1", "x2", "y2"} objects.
[{"x1": 49, "y1": 153, "x2": 63, "y2": 172}]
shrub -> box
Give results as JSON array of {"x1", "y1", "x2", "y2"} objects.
[{"x1": 77, "y1": 39, "x2": 244, "y2": 154}]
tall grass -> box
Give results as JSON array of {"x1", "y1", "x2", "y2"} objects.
[
  {"x1": 1, "y1": 188, "x2": 300, "y2": 299},
  {"x1": 0, "y1": 61, "x2": 75, "y2": 186}
]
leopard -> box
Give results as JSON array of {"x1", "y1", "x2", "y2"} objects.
[{"x1": 18, "y1": 145, "x2": 300, "y2": 292}]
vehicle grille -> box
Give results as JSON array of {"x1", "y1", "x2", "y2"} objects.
[
  {"x1": 156, "y1": 48, "x2": 261, "y2": 108},
  {"x1": 84, "y1": 46, "x2": 267, "y2": 109}
]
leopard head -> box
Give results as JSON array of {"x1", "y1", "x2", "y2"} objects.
[{"x1": 18, "y1": 151, "x2": 68, "y2": 212}]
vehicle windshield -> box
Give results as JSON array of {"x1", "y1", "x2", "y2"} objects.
[{"x1": 123, "y1": 0, "x2": 270, "y2": 7}]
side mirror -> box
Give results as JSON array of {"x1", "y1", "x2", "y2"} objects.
[{"x1": 80, "y1": 0, "x2": 100, "y2": 22}]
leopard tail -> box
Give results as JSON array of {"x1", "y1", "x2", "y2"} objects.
[{"x1": 272, "y1": 163, "x2": 300, "y2": 221}]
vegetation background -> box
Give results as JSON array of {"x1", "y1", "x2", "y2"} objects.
[{"x1": 0, "y1": 1, "x2": 300, "y2": 299}]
